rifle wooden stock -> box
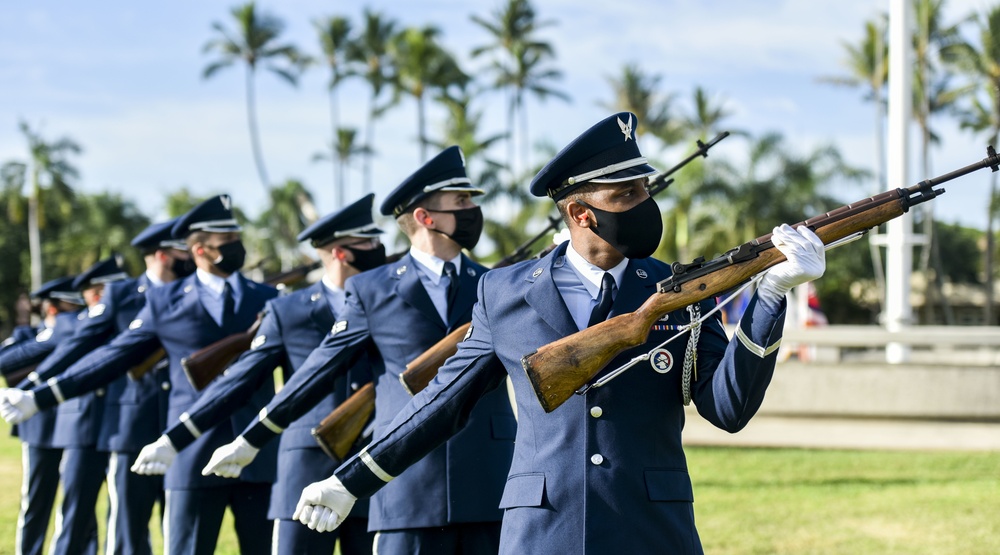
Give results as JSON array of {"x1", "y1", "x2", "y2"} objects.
[
  {"x1": 126, "y1": 348, "x2": 167, "y2": 381},
  {"x1": 521, "y1": 190, "x2": 922, "y2": 413},
  {"x1": 3, "y1": 363, "x2": 38, "y2": 388},
  {"x1": 181, "y1": 314, "x2": 263, "y2": 391},
  {"x1": 311, "y1": 382, "x2": 375, "y2": 462},
  {"x1": 399, "y1": 323, "x2": 471, "y2": 395}
]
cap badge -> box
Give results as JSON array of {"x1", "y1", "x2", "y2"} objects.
[
  {"x1": 220, "y1": 195, "x2": 232, "y2": 210},
  {"x1": 617, "y1": 114, "x2": 633, "y2": 142}
]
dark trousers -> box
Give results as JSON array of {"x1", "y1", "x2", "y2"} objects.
[
  {"x1": 106, "y1": 451, "x2": 164, "y2": 555},
  {"x1": 165, "y1": 482, "x2": 272, "y2": 555},
  {"x1": 16, "y1": 444, "x2": 62, "y2": 555},
  {"x1": 373, "y1": 522, "x2": 502, "y2": 555},
  {"x1": 51, "y1": 446, "x2": 107, "y2": 555},
  {"x1": 274, "y1": 516, "x2": 373, "y2": 555}
]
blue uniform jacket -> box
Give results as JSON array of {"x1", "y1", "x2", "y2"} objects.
[
  {"x1": 163, "y1": 280, "x2": 373, "y2": 520},
  {"x1": 1, "y1": 311, "x2": 85, "y2": 448},
  {"x1": 25, "y1": 275, "x2": 169, "y2": 452},
  {"x1": 336, "y1": 243, "x2": 787, "y2": 555},
  {"x1": 31, "y1": 273, "x2": 279, "y2": 490},
  {"x1": 242, "y1": 253, "x2": 516, "y2": 531}
]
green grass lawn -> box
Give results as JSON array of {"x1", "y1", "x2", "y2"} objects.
[
  {"x1": 688, "y1": 446, "x2": 1000, "y2": 554},
  {"x1": 0, "y1": 419, "x2": 996, "y2": 554}
]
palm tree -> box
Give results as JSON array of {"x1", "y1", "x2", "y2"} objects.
[
  {"x1": 202, "y1": 1, "x2": 306, "y2": 192},
  {"x1": 346, "y1": 9, "x2": 398, "y2": 194},
  {"x1": 911, "y1": 0, "x2": 971, "y2": 324},
  {"x1": 314, "y1": 15, "x2": 355, "y2": 204},
  {"x1": 600, "y1": 63, "x2": 678, "y2": 145},
  {"x1": 253, "y1": 179, "x2": 318, "y2": 272},
  {"x1": 13, "y1": 121, "x2": 81, "y2": 289},
  {"x1": 819, "y1": 15, "x2": 890, "y2": 311},
  {"x1": 820, "y1": 16, "x2": 890, "y2": 191},
  {"x1": 942, "y1": 5, "x2": 1000, "y2": 325},
  {"x1": 657, "y1": 87, "x2": 740, "y2": 263},
  {"x1": 471, "y1": 0, "x2": 569, "y2": 178},
  {"x1": 312, "y1": 127, "x2": 371, "y2": 206},
  {"x1": 433, "y1": 89, "x2": 537, "y2": 260},
  {"x1": 390, "y1": 26, "x2": 470, "y2": 162}
]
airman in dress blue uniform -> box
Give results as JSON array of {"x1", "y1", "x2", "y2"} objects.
[
  {"x1": 9, "y1": 219, "x2": 192, "y2": 555},
  {"x1": 132, "y1": 194, "x2": 384, "y2": 555},
  {"x1": 203, "y1": 147, "x2": 517, "y2": 554},
  {"x1": 291, "y1": 113, "x2": 827, "y2": 555},
  {"x1": 1, "y1": 195, "x2": 280, "y2": 555},
  {"x1": 48, "y1": 255, "x2": 129, "y2": 555},
  {"x1": 0, "y1": 276, "x2": 85, "y2": 555}
]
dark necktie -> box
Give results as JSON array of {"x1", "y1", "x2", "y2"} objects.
[
  {"x1": 443, "y1": 261, "x2": 459, "y2": 321},
  {"x1": 221, "y1": 282, "x2": 235, "y2": 328},
  {"x1": 588, "y1": 272, "x2": 616, "y2": 327}
]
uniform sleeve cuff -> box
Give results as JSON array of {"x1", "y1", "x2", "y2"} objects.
[
  {"x1": 242, "y1": 421, "x2": 280, "y2": 449},
  {"x1": 336, "y1": 447, "x2": 395, "y2": 500},
  {"x1": 164, "y1": 424, "x2": 197, "y2": 451},
  {"x1": 737, "y1": 295, "x2": 786, "y2": 358},
  {"x1": 32, "y1": 385, "x2": 59, "y2": 411}
]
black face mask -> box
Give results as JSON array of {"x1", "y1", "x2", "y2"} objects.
[
  {"x1": 427, "y1": 206, "x2": 484, "y2": 251},
  {"x1": 578, "y1": 196, "x2": 663, "y2": 259},
  {"x1": 170, "y1": 254, "x2": 196, "y2": 279},
  {"x1": 211, "y1": 240, "x2": 246, "y2": 275},
  {"x1": 344, "y1": 243, "x2": 387, "y2": 272}
]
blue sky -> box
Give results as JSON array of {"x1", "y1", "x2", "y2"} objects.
[{"x1": 1, "y1": 0, "x2": 995, "y2": 235}]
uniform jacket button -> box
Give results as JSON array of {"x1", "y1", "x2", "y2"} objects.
[
  {"x1": 590, "y1": 406, "x2": 603, "y2": 418},
  {"x1": 95, "y1": 388, "x2": 105, "y2": 397},
  {"x1": 591, "y1": 454, "x2": 604, "y2": 466},
  {"x1": 161, "y1": 382, "x2": 171, "y2": 391}
]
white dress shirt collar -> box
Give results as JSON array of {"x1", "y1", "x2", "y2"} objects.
[
  {"x1": 409, "y1": 247, "x2": 462, "y2": 285},
  {"x1": 564, "y1": 241, "x2": 628, "y2": 299}
]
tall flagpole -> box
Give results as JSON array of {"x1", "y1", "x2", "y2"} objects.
[{"x1": 885, "y1": 0, "x2": 914, "y2": 363}]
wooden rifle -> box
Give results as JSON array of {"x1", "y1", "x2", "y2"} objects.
[{"x1": 521, "y1": 146, "x2": 1000, "y2": 413}]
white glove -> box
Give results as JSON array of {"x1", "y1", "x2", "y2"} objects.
[
  {"x1": 757, "y1": 224, "x2": 826, "y2": 308},
  {"x1": 0, "y1": 388, "x2": 38, "y2": 424},
  {"x1": 293, "y1": 475, "x2": 357, "y2": 533},
  {"x1": 201, "y1": 436, "x2": 259, "y2": 478},
  {"x1": 131, "y1": 435, "x2": 177, "y2": 475}
]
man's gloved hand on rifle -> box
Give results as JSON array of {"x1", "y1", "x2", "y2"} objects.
[
  {"x1": 293, "y1": 475, "x2": 357, "y2": 533},
  {"x1": 201, "y1": 436, "x2": 259, "y2": 478},
  {"x1": 0, "y1": 388, "x2": 38, "y2": 424},
  {"x1": 756, "y1": 224, "x2": 826, "y2": 311}
]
